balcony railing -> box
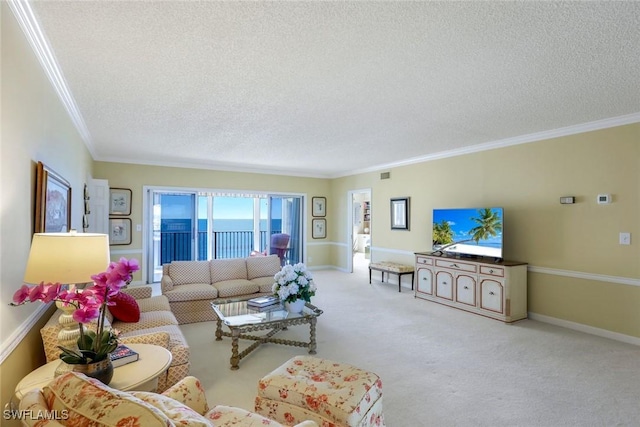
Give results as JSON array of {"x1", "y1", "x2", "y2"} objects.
[{"x1": 159, "y1": 230, "x2": 279, "y2": 264}]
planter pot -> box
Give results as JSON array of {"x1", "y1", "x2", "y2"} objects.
[
  {"x1": 59, "y1": 357, "x2": 114, "y2": 385},
  {"x1": 285, "y1": 299, "x2": 305, "y2": 314}
]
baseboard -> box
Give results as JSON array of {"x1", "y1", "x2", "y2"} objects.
[{"x1": 528, "y1": 312, "x2": 640, "y2": 346}]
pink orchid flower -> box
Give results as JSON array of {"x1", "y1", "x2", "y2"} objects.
[{"x1": 12, "y1": 284, "x2": 30, "y2": 304}]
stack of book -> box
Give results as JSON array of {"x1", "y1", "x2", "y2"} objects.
[
  {"x1": 247, "y1": 295, "x2": 280, "y2": 310},
  {"x1": 110, "y1": 344, "x2": 139, "y2": 368}
]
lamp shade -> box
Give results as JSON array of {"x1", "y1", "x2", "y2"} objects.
[{"x1": 23, "y1": 232, "x2": 110, "y2": 285}]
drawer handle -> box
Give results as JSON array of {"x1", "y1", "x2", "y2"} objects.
[
  {"x1": 451, "y1": 263, "x2": 459, "y2": 268},
  {"x1": 463, "y1": 286, "x2": 469, "y2": 290},
  {"x1": 489, "y1": 269, "x2": 494, "y2": 273},
  {"x1": 489, "y1": 291, "x2": 495, "y2": 295}
]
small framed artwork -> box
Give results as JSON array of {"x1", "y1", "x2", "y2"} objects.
[
  {"x1": 109, "y1": 188, "x2": 132, "y2": 216},
  {"x1": 312, "y1": 197, "x2": 326, "y2": 217},
  {"x1": 312, "y1": 218, "x2": 326, "y2": 239},
  {"x1": 109, "y1": 218, "x2": 132, "y2": 245},
  {"x1": 35, "y1": 161, "x2": 71, "y2": 233},
  {"x1": 390, "y1": 197, "x2": 410, "y2": 230}
]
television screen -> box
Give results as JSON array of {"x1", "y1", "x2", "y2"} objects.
[{"x1": 432, "y1": 207, "x2": 504, "y2": 259}]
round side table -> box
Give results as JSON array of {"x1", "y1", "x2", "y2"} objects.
[{"x1": 15, "y1": 344, "x2": 172, "y2": 401}]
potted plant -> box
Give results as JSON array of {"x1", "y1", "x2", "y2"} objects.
[
  {"x1": 272, "y1": 263, "x2": 317, "y2": 313},
  {"x1": 11, "y1": 257, "x2": 139, "y2": 384}
]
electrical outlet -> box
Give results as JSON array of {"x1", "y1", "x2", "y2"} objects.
[{"x1": 619, "y1": 232, "x2": 631, "y2": 245}]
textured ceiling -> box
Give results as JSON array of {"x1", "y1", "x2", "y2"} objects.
[{"x1": 25, "y1": 1, "x2": 640, "y2": 177}]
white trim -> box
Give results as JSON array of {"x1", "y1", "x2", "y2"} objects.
[
  {"x1": 528, "y1": 312, "x2": 640, "y2": 347},
  {"x1": 110, "y1": 248, "x2": 144, "y2": 255},
  {"x1": 0, "y1": 303, "x2": 51, "y2": 364},
  {"x1": 337, "y1": 112, "x2": 640, "y2": 178},
  {"x1": 528, "y1": 265, "x2": 640, "y2": 287},
  {"x1": 7, "y1": 0, "x2": 94, "y2": 156}
]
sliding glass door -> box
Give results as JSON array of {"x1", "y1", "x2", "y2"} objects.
[{"x1": 147, "y1": 189, "x2": 304, "y2": 282}]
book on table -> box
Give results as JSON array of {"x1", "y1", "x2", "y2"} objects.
[
  {"x1": 247, "y1": 295, "x2": 280, "y2": 308},
  {"x1": 110, "y1": 344, "x2": 139, "y2": 367}
]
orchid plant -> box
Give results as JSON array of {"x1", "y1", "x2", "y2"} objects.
[
  {"x1": 272, "y1": 263, "x2": 317, "y2": 303},
  {"x1": 11, "y1": 257, "x2": 139, "y2": 364}
]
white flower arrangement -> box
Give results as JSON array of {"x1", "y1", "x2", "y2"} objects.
[{"x1": 272, "y1": 263, "x2": 317, "y2": 303}]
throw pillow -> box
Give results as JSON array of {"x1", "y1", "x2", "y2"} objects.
[
  {"x1": 43, "y1": 372, "x2": 170, "y2": 426},
  {"x1": 108, "y1": 292, "x2": 141, "y2": 322}
]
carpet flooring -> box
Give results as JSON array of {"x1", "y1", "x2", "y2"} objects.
[{"x1": 181, "y1": 260, "x2": 640, "y2": 426}]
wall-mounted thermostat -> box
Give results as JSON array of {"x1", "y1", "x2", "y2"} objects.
[{"x1": 597, "y1": 194, "x2": 611, "y2": 204}]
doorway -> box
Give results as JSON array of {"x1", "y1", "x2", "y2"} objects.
[{"x1": 347, "y1": 189, "x2": 371, "y2": 273}]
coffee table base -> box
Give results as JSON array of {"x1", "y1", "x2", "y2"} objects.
[{"x1": 216, "y1": 317, "x2": 318, "y2": 370}]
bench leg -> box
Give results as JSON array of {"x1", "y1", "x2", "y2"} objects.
[{"x1": 369, "y1": 268, "x2": 372, "y2": 284}]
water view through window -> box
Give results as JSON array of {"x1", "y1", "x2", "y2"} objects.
[{"x1": 148, "y1": 190, "x2": 301, "y2": 283}]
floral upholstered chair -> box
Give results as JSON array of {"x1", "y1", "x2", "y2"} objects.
[{"x1": 19, "y1": 372, "x2": 318, "y2": 427}]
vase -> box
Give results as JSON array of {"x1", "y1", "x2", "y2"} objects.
[
  {"x1": 59, "y1": 357, "x2": 114, "y2": 385},
  {"x1": 285, "y1": 299, "x2": 305, "y2": 314}
]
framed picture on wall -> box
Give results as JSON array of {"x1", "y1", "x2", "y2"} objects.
[
  {"x1": 35, "y1": 161, "x2": 71, "y2": 233},
  {"x1": 312, "y1": 218, "x2": 326, "y2": 239},
  {"x1": 390, "y1": 197, "x2": 410, "y2": 230},
  {"x1": 109, "y1": 188, "x2": 132, "y2": 215},
  {"x1": 312, "y1": 197, "x2": 326, "y2": 217},
  {"x1": 109, "y1": 218, "x2": 132, "y2": 245}
]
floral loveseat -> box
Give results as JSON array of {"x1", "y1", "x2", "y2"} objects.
[
  {"x1": 40, "y1": 286, "x2": 189, "y2": 392},
  {"x1": 161, "y1": 255, "x2": 281, "y2": 324},
  {"x1": 19, "y1": 372, "x2": 318, "y2": 427}
]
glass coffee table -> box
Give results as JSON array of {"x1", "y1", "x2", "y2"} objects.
[{"x1": 211, "y1": 300, "x2": 323, "y2": 370}]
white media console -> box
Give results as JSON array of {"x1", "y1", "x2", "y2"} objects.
[{"x1": 414, "y1": 252, "x2": 528, "y2": 323}]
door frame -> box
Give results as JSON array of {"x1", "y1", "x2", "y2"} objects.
[{"x1": 346, "y1": 188, "x2": 371, "y2": 273}]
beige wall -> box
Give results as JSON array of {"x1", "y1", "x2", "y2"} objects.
[
  {"x1": 331, "y1": 125, "x2": 640, "y2": 338},
  {"x1": 1, "y1": 2, "x2": 95, "y2": 418}
]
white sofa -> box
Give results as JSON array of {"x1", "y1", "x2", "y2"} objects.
[{"x1": 161, "y1": 255, "x2": 281, "y2": 324}]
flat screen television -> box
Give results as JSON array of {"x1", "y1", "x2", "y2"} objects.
[{"x1": 432, "y1": 207, "x2": 504, "y2": 260}]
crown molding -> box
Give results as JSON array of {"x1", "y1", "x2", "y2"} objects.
[
  {"x1": 337, "y1": 112, "x2": 640, "y2": 178},
  {"x1": 8, "y1": 0, "x2": 95, "y2": 155}
]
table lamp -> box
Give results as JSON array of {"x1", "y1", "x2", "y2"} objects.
[{"x1": 23, "y1": 231, "x2": 110, "y2": 350}]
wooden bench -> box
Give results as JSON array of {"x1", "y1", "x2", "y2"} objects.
[{"x1": 369, "y1": 261, "x2": 415, "y2": 292}]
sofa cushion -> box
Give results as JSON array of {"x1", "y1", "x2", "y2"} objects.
[
  {"x1": 113, "y1": 310, "x2": 178, "y2": 334},
  {"x1": 170, "y1": 260, "x2": 211, "y2": 286},
  {"x1": 164, "y1": 282, "x2": 219, "y2": 303},
  {"x1": 207, "y1": 405, "x2": 285, "y2": 426},
  {"x1": 210, "y1": 258, "x2": 248, "y2": 283},
  {"x1": 213, "y1": 279, "x2": 259, "y2": 298},
  {"x1": 246, "y1": 255, "x2": 281, "y2": 280},
  {"x1": 43, "y1": 372, "x2": 171, "y2": 426},
  {"x1": 109, "y1": 292, "x2": 141, "y2": 322},
  {"x1": 250, "y1": 276, "x2": 277, "y2": 293},
  {"x1": 120, "y1": 324, "x2": 190, "y2": 367},
  {"x1": 132, "y1": 391, "x2": 212, "y2": 426},
  {"x1": 138, "y1": 294, "x2": 172, "y2": 312}
]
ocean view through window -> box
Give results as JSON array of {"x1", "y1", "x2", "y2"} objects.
[{"x1": 146, "y1": 188, "x2": 302, "y2": 283}]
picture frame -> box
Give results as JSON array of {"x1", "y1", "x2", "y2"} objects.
[
  {"x1": 312, "y1": 197, "x2": 326, "y2": 217},
  {"x1": 109, "y1": 188, "x2": 132, "y2": 216},
  {"x1": 390, "y1": 197, "x2": 410, "y2": 230},
  {"x1": 35, "y1": 161, "x2": 71, "y2": 233},
  {"x1": 312, "y1": 218, "x2": 327, "y2": 239},
  {"x1": 109, "y1": 218, "x2": 132, "y2": 245}
]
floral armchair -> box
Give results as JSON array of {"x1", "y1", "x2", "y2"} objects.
[{"x1": 19, "y1": 372, "x2": 318, "y2": 427}]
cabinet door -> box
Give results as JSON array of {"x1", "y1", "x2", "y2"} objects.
[
  {"x1": 455, "y1": 274, "x2": 476, "y2": 306},
  {"x1": 416, "y1": 267, "x2": 433, "y2": 295},
  {"x1": 480, "y1": 278, "x2": 504, "y2": 314},
  {"x1": 435, "y1": 271, "x2": 454, "y2": 300}
]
